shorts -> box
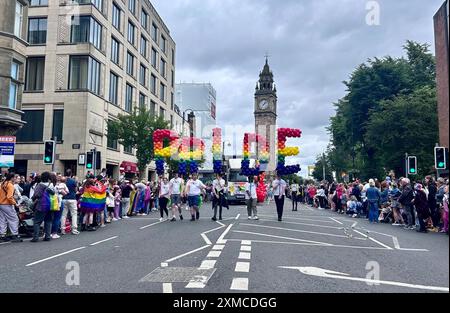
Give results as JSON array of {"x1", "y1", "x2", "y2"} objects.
[
  {"x1": 188, "y1": 195, "x2": 200, "y2": 208},
  {"x1": 107, "y1": 206, "x2": 115, "y2": 213},
  {"x1": 171, "y1": 194, "x2": 181, "y2": 206}
]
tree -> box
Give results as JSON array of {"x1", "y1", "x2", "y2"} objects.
[
  {"x1": 312, "y1": 154, "x2": 334, "y2": 183},
  {"x1": 107, "y1": 106, "x2": 169, "y2": 179}
]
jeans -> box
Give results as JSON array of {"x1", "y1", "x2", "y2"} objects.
[
  {"x1": 52, "y1": 209, "x2": 62, "y2": 234},
  {"x1": 213, "y1": 195, "x2": 224, "y2": 219},
  {"x1": 292, "y1": 194, "x2": 298, "y2": 211},
  {"x1": 121, "y1": 198, "x2": 130, "y2": 217},
  {"x1": 33, "y1": 210, "x2": 53, "y2": 240},
  {"x1": 61, "y1": 200, "x2": 78, "y2": 232},
  {"x1": 247, "y1": 199, "x2": 257, "y2": 217},
  {"x1": 0, "y1": 205, "x2": 19, "y2": 236},
  {"x1": 368, "y1": 201, "x2": 379, "y2": 223},
  {"x1": 403, "y1": 205, "x2": 415, "y2": 227},
  {"x1": 275, "y1": 195, "x2": 285, "y2": 220},
  {"x1": 159, "y1": 197, "x2": 169, "y2": 218}
]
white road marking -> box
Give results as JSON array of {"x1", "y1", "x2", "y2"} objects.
[
  {"x1": 238, "y1": 252, "x2": 251, "y2": 260},
  {"x1": 212, "y1": 245, "x2": 225, "y2": 251},
  {"x1": 201, "y1": 233, "x2": 212, "y2": 245},
  {"x1": 140, "y1": 220, "x2": 166, "y2": 230},
  {"x1": 207, "y1": 250, "x2": 222, "y2": 258},
  {"x1": 200, "y1": 260, "x2": 217, "y2": 269},
  {"x1": 241, "y1": 245, "x2": 252, "y2": 252},
  {"x1": 230, "y1": 278, "x2": 249, "y2": 291},
  {"x1": 161, "y1": 262, "x2": 169, "y2": 267},
  {"x1": 329, "y1": 217, "x2": 343, "y2": 225},
  {"x1": 164, "y1": 245, "x2": 210, "y2": 264},
  {"x1": 203, "y1": 225, "x2": 225, "y2": 234},
  {"x1": 0, "y1": 242, "x2": 11, "y2": 246},
  {"x1": 351, "y1": 222, "x2": 358, "y2": 228},
  {"x1": 26, "y1": 247, "x2": 86, "y2": 267},
  {"x1": 352, "y1": 229, "x2": 393, "y2": 250},
  {"x1": 366, "y1": 231, "x2": 429, "y2": 252},
  {"x1": 232, "y1": 230, "x2": 333, "y2": 246},
  {"x1": 185, "y1": 275, "x2": 210, "y2": 289},
  {"x1": 217, "y1": 223, "x2": 233, "y2": 244},
  {"x1": 89, "y1": 236, "x2": 118, "y2": 246},
  {"x1": 258, "y1": 214, "x2": 335, "y2": 223},
  {"x1": 240, "y1": 223, "x2": 365, "y2": 240},
  {"x1": 280, "y1": 266, "x2": 449, "y2": 292},
  {"x1": 235, "y1": 214, "x2": 241, "y2": 220},
  {"x1": 163, "y1": 283, "x2": 173, "y2": 293},
  {"x1": 235, "y1": 262, "x2": 250, "y2": 273},
  {"x1": 215, "y1": 221, "x2": 226, "y2": 227},
  {"x1": 241, "y1": 240, "x2": 252, "y2": 246},
  {"x1": 260, "y1": 219, "x2": 347, "y2": 230}
]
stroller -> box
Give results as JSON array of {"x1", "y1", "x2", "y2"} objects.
[
  {"x1": 378, "y1": 201, "x2": 394, "y2": 224},
  {"x1": 17, "y1": 196, "x2": 34, "y2": 237}
]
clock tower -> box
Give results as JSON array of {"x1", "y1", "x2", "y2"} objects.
[{"x1": 254, "y1": 58, "x2": 277, "y2": 172}]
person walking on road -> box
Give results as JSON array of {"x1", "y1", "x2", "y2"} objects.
[
  {"x1": 246, "y1": 176, "x2": 259, "y2": 220},
  {"x1": 290, "y1": 182, "x2": 299, "y2": 211},
  {"x1": 366, "y1": 179, "x2": 381, "y2": 223},
  {"x1": 158, "y1": 176, "x2": 171, "y2": 222},
  {"x1": 185, "y1": 173, "x2": 206, "y2": 221},
  {"x1": 169, "y1": 173, "x2": 184, "y2": 222},
  {"x1": 273, "y1": 174, "x2": 287, "y2": 222},
  {"x1": 0, "y1": 173, "x2": 22, "y2": 242},
  {"x1": 212, "y1": 173, "x2": 226, "y2": 221}
]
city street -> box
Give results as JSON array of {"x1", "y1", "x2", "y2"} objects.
[{"x1": 0, "y1": 202, "x2": 448, "y2": 293}]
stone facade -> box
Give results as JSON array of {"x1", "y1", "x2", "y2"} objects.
[
  {"x1": 0, "y1": 0, "x2": 28, "y2": 136},
  {"x1": 8, "y1": 0, "x2": 184, "y2": 180},
  {"x1": 434, "y1": 0, "x2": 449, "y2": 148}
]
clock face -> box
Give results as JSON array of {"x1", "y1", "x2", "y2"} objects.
[{"x1": 259, "y1": 100, "x2": 269, "y2": 110}]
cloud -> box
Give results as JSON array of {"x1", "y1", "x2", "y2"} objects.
[{"x1": 153, "y1": 0, "x2": 442, "y2": 176}]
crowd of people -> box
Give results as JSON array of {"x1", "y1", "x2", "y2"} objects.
[
  {"x1": 1, "y1": 170, "x2": 448, "y2": 244},
  {"x1": 285, "y1": 176, "x2": 449, "y2": 234}
]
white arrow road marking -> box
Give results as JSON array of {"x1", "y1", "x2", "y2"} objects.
[{"x1": 279, "y1": 266, "x2": 449, "y2": 292}]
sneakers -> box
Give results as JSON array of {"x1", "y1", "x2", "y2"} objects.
[
  {"x1": 100, "y1": 224, "x2": 106, "y2": 228},
  {"x1": 112, "y1": 218, "x2": 118, "y2": 222},
  {"x1": 253, "y1": 216, "x2": 259, "y2": 220},
  {"x1": 122, "y1": 216, "x2": 130, "y2": 219},
  {"x1": 51, "y1": 234, "x2": 60, "y2": 239},
  {"x1": 170, "y1": 217, "x2": 176, "y2": 222},
  {"x1": 248, "y1": 216, "x2": 252, "y2": 220},
  {"x1": 392, "y1": 222, "x2": 400, "y2": 226},
  {"x1": 180, "y1": 215, "x2": 184, "y2": 221},
  {"x1": 159, "y1": 218, "x2": 164, "y2": 222},
  {"x1": 10, "y1": 235, "x2": 22, "y2": 243},
  {"x1": 71, "y1": 230, "x2": 80, "y2": 235}
]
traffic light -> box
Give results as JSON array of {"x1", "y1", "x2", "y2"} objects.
[
  {"x1": 435, "y1": 147, "x2": 447, "y2": 170},
  {"x1": 96, "y1": 151, "x2": 101, "y2": 170},
  {"x1": 43, "y1": 141, "x2": 55, "y2": 165},
  {"x1": 408, "y1": 156, "x2": 417, "y2": 175},
  {"x1": 86, "y1": 151, "x2": 94, "y2": 170}
]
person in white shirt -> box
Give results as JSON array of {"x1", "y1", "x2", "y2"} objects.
[
  {"x1": 212, "y1": 173, "x2": 226, "y2": 221},
  {"x1": 272, "y1": 174, "x2": 287, "y2": 221},
  {"x1": 169, "y1": 173, "x2": 184, "y2": 222},
  {"x1": 290, "y1": 182, "x2": 299, "y2": 211},
  {"x1": 246, "y1": 176, "x2": 259, "y2": 220},
  {"x1": 185, "y1": 173, "x2": 206, "y2": 221},
  {"x1": 158, "y1": 176, "x2": 171, "y2": 222}
]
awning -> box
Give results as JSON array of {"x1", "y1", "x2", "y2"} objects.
[{"x1": 120, "y1": 161, "x2": 139, "y2": 173}]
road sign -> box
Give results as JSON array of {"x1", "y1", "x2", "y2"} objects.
[{"x1": 0, "y1": 136, "x2": 16, "y2": 168}]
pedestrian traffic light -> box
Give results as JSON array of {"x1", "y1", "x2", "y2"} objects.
[
  {"x1": 86, "y1": 151, "x2": 94, "y2": 170},
  {"x1": 408, "y1": 156, "x2": 417, "y2": 175},
  {"x1": 43, "y1": 140, "x2": 55, "y2": 165},
  {"x1": 435, "y1": 147, "x2": 447, "y2": 170}
]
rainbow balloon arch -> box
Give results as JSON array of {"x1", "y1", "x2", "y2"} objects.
[{"x1": 152, "y1": 127, "x2": 302, "y2": 178}]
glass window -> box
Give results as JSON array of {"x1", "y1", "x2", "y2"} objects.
[
  {"x1": 171, "y1": 70, "x2": 175, "y2": 87},
  {"x1": 69, "y1": 56, "x2": 100, "y2": 95},
  {"x1": 128, "y1": 0, "x2": 136, "y2": 14},
  {"x1": 170, "y1": 92, "x2": 174, "y2": 110},
  {"x1": 109, "y1": 72, "x2": 119, "y2": 105},
  {"x1": 28, "y1": 17, "x2": 47, "y2": 44},
  {"x1": 52, "y1": 110, "x2": 64, "y2": 141},
  {"x1": 11, "y1": 61, "x2": 19, "y2": 80},
  {"x1": 160, "y1": 58, "x2": 166, "y2": 78},
  {"x1": 141, "y1": 9, "x2": 148, "y2": 29},
  {"x1": 150, "y1": 100, "x2": 156, "y2": 116},
  {"x1": 151, "y1": 23, "x2": 158, "y2": 42},
  {"x1": 107, "y1": 124, "x2": 118, "y2": 150},
  {"x1": 160, "y1": 35, "x2": 166, "y2": 53},
  {"x1": 14, "y1": 1, "x2": 24, "y2": 38},
  {"x1": 9, "y1": 83, "x2": 18, "y2": 109},
  {"x1": 172, "y1": 48, "x2": 175, "y2": 65},
  {"x1": 91, "y1": 0, "x2": 102, "y2": 11},
  {"x1": 139, "y1": 64, "x2": 147, "y2": 86},
  {"x1": 25, "y1": 57, "x2": 45, "y2": 91},
  {"x1": 71, "y1": 16, "x2": 102, "y2": 50},
  {"x1": 140, "y1": 36, "x2": 147, "y2": 57},
  {"x1": 111, "y1": 37, "x2": 120, "y2": 64},
  {"x1": 125, "y1": 84, "x2": 133, "y2": 112},
  {"x1": 159, "y1": 83, "x2": 166, "y2": 102},
  {"x1": 124, "y1": 145, "x2": 133, "y2": 154},
  {"x1": 127, "y1": 21, "x2": 135, "y2": 45},
  {"x1": 159, "y1": 107, "x2": 165, "y2": 119},
  {"x1": 126, "y1": 52, "x2": 134, "y2": 76},
  {"x1": 112, "y1": 3, "x2": 121, "y2": 30},
  {"x1": 151, "y1": 47, "x2": 158, "y2": 68},
  {"x1": 150, "y1": 74, "x2": 157, "y2": 95},
  {"x1": 30, "y1": 0, "x2": 48, "y2": 5},
  {"x1": 16, "y1": 110, "x2": 44, "y2": 142},
  {"x1": 139, "y1": 93, "x2": 146, "y2": 109}
]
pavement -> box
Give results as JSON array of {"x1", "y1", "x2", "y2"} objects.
[{"x1": 0, "y1": 201, "x2": 448, "y2": 293}]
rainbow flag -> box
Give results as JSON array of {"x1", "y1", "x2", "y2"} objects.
[{"x1": 80, "y1": 184, "x2": 107, "y2": 213}]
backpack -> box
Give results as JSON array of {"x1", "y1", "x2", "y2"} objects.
[{"x1": 39, "y1": 187, "x2": 59, "y2": 212}]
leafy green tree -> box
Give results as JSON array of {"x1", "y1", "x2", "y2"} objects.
[
  {"x1": 107, "y1": 106, "x2": 169, "y2": 179},
  {"x1": 312, "y1": 155, "x2": 334, "y2": 182}
]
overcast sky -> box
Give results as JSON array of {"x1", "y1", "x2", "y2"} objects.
[{"x1": 152, "y1": 0, "x2": 443, "y2": 176}]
